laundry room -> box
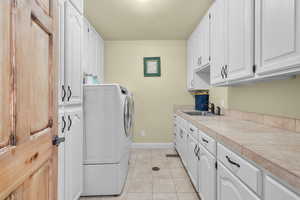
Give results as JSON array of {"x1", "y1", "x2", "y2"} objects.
[{"x1": 1, "y1": 0, "x2": 300, "y2": 200}]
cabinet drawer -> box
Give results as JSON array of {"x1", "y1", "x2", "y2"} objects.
[
  {"x1": 188, "y1": 123, "x2": 198, "y2": 140},
  {"x1": 217, "y1": 143, "x2": 262, "y2": 195},
  {"x1": 199, "y1": 130, "x2": 216, "y2": 156}
]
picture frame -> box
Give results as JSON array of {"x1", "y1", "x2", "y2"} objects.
[{"x1": 143, "y1": 57, "x2": 161, "y2": 77}]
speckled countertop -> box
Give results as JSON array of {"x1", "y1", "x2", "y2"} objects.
[{"x1": 175, "y1": 108, "x2": 300, "y2": 192}]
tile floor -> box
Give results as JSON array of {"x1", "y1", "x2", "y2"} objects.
[{"x1": 80, "y1": 148, "x2": 200, "y2": 200}]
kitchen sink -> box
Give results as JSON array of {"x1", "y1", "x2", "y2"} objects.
[{"x1": 183, "y1": 111, "x2": 215, "y2": 116}]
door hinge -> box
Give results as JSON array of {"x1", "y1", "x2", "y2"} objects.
[
  {"x1": 215, "y1": 161, "x2": 218, "y2": 170},
  {"x1": 10, "y1": 134, "x2": 17, "y2": 146},
  {"x1": 253, "y1": 65, "x2": 256, "y2": 73}
]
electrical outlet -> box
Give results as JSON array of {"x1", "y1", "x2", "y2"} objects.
[{"x1": 140, "y1": 130, "x2": 145, "y2": 136}]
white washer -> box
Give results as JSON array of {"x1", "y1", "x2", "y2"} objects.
[{"x1": 82, "y1": 84, "x2": 133, "y2": 196}]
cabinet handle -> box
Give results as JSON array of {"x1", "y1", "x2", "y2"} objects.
[
  {"x1": 226, "y1": 156, "x2": 240, "y2": 168},
  {"x1": 202, "y1": 137, "x2": 209, "y2": 144},
  {"x1": 67, "y1": 86, "x2": 72, "y2": 101},
  {"x1": 225, "y1": 65, "x2": 228, "y2": 78},
  {"x1": 67, "y1": 115, "x2": 72, "y2": 131},
  {"x1": 194, "y1": 144, "x2": 198, "y2": 154},
  {"x1": 62, "y1": 116, "x2": 66, "y2": 133},
  {"x1": 221, "y1": 66, "x2": 224, "y2": 79},
  {"x1": 62, "y1": 85, "x2": 66, "y2": 102},
  {"x1": 196, "y1": 145, "x2": 200, "y2": 160},
  {"x1": 190, "y1": 128, "x2": 194, "y2": 132}
]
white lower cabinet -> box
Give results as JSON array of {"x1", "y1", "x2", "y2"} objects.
[
  {"x1": 177, "y1": 119, "x2": 300, "y2": 200},
  {"x1": 217, "y1": 162, "x2": 260, "y2": 200},
  {"x1": 198, "y1": 146, "x2": 216, "y2": 200},
  {"x1": 265, "y1": 175, "x2": 300, "y2": 200},
  {"x1": 65, "y1": 108, "x2": 83, "y2": 200},
  {"x1": 187, "y1": 135, "x2": 199, "y2": 187}
]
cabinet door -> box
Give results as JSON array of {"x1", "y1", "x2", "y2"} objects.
[
  {"x1": 82, "y1": 18, "x2": 90, "y2": 75},
  {"x1": 187, "y1": 36, "x2": 195, "y2": 89},
  {"x1": 255, "y1": 0, "x2": 300, "y2": 75},
  {"x1": 181, "y1": 130, "x2": 188, "y2": 167},
  {"x1": 65, "y1": 108, "x2": 83, "y2": 200},
  {"x1": 58, "y1": 0, "x2": 66, "y2": 105},
  {"x1": 265, "y1": 175, "x2": 300, "y2": 200},
  {"x1": 198, "y1": 147, "x2": 216, "y2": 200},
  {"x1": 188, "y1": 137, "x2": 198, "y2": 188},
  {"x1": 58, "y1": 112, "x2": 66, "y2": 200},
  {"x1": 201, "y1": 12, "x2": 211, "y2": 68},
  {"x1": 70, "y1": 0, "x2": 83, "y2": 14},
  {"x1": 226, "y1": 0, "x2": 254, "y2": 81},
  {"x1": 217, "y1": 163, "x2": 260, "y2": 200},
  {"x1": 210, "y1": 0, "x2": 226, "y2": 85},
  {"x1": 98, "y1": 36, "x2": 105, "y2": 83},
  {"x1": 65, "y1": 2, "x2": 82, "y2": 105}
]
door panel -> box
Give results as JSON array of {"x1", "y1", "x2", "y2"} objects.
[
  {"x1": 0, "y1": 0, "x2": 12, "y2": 149},
  {"x1": 65, "y1": 2, "x2": 82, "y2": 105},
  {"x1": 198, "y1": 147, "x2": 216, "y2": 200},
  {"x1": 29, "y1": 20, "x2": 51, "y2": 134},
  {"x1": 256, "y1": 0, "x2": 300, "y2": 75},
  {"x1": 0, "y1": 0, "x2": 59, "y2": 199},
  {"x1": 210, "y1": 0, "x2": 226, "y2": 85},
  {"x1": 65, "y1": 108, "x2": 83, "y2": 200},
  {"x1": 217, "y1": 163, "x2": 259, "y2": 200},
  {"x1": 226, "y1": 0, "x2": 254, "y2": 81}
]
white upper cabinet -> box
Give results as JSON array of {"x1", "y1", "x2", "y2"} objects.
[
  {"x1": 65, "y1": 2, "x2": 83, "y2": 105},
  {"x1": 210, "y1": 0, "x2": 226, "y2": 85},
  {"x1": 201, "y1": 12, "x2": 211, "y2": 68},
  {"x1": 265, "y1": 175, "x2": 300, "y2": 200},
  {"x1": 211, "y1": 0, "x2": 254, "y2": 85},
  {"x1": 83, "y1": 19, "x2": 105, "y2": 83},
  {"x1": 186, "y1": 11, "x2": 211, "y2": 90},
  {"x1": 255, "y1": 0, "x2": 300, "y2": 76},
  {"x1": 70, "y1": 0, "x2": 83, "y2": 14},
  {"x1": 225, "y1": 0, "x2": 254, "y2": 81}
]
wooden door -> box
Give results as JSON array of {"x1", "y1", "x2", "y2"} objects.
[
  {"x1": 65, "y1": 1, "x2": 82, "y2": 105},
  {"x1": 255, "y1": 0, "x2": 300, "y2": 76},
  {"x1": 226, "y1": 0, "x2": 254, "y2": 81},
  {"x1": 0, "y1": 0, "x2": 59, "y2": 199}
]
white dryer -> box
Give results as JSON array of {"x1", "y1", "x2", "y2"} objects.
[{"x1": 82, "y1": 84, "x2": 133, "y2": 196}]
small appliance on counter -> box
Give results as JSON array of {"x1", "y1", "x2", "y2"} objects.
[{"x1": 193, "y1": 91, "x2": 209, "y2": 111}]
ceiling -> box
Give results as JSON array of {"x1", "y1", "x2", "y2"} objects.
[{"x1": 84, "y1": 0, "x2": 213, "y2": 40}]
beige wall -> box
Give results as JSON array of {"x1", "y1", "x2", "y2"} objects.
[
  {"x1": 104, "y1": 40, "x2": 193, "y2": 143},
  {"x1": 210, "y1": 76, "x2": 300, "y2": 119}
]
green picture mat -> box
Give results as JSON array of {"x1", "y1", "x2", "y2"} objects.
[{"x1": 143, "y1": 57, "x2": 161, "y2": 77}]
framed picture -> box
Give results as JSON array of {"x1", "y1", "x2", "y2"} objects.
[{"x1": 144, "y1": 57, "x2": 161, "y2": 77}]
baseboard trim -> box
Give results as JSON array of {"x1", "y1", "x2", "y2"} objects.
[{"x1": 131, "y1": 143, "x2": 174, "y2": 149}]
